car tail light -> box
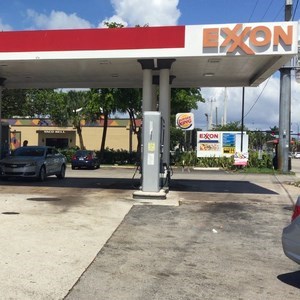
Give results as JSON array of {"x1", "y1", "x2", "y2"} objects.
[
  {"x1": 292, "y1": 196, "x2": 300, "y2": 221},
  {"x1": 87, "y1": 154, "x2": 93, "y2": 161},
  {"x1": 71, "y1": 155, "x2": 76, "y2": 160}
]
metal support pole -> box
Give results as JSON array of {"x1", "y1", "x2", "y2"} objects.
[
  {"x1": 241, "y1": 87, "x2": 245, "y2": 152},
  {"x1": 223, "y1": 87, "x2": 227, "y2": 125},
  {"x1": 0, "y1": 78, "x2": 6, "y2": 160},
  {"x1": 285, "y1": 0, "x2": 293, "y2": 21},
  {"x1": 159, "y1": 68, "x2": 171, "y2": 167},
  {"x1": 138, "y1": 59, "x2": 154, "y2": 112},
  {"x1": 157, "y1": 59, "x2": 175, "y2": 170},
  {"x1": 279, "y1": 68, "x2": 291, "y2": 172},
  {"x1": 142, "y1": 69, "x2": 153, "y2": 112},
  {"x1": 152, "y1": 84, "x2": 158, "y2": 111},
  {"x1": 278, "y1": 0, "x2": 292, "y2": 173}
]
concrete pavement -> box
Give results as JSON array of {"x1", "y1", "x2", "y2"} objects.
[{"x1": 0, "y1": 165, "x2": 299, "y2": 299}]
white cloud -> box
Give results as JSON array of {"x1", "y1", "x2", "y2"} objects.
[
  {"x1": 26, "y1": 9, "x2": 92, "y2": 30},
  {"x1": 193, "y1": 73, "x2": 300, "y2": 131},
  {"x1": 0, "y1": 18, "x2": 13, "y2": 31},
  {"x1": 107, "y1": 0, "x2": 181, "y2": 26}
]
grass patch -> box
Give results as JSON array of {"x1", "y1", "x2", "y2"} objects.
[
  {"x1": 238, "y1": 167, "x2": 295, "y2": 175},
  {"x1": 241, "y1": 167, "x2": 275, "y2": 174}
]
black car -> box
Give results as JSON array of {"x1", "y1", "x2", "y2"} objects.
[{"x1": 71, "y1": 150, "x2": 100, "y2": 170}]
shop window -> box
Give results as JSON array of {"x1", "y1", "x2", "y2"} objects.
[{"x1": 46, "y1": 138, "x2": 68, "y2": 149}]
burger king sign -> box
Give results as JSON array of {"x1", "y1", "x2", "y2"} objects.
[{"x1": 176, "y1": 113, "x2": 194, "y2": 130}]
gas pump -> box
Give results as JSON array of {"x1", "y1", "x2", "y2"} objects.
[
  {"x1": 140, "y1": 111, "x2": 162, "y2": 192},
  {"x1": 135, "y1": 111, "x2": 172, "y2": 197}
]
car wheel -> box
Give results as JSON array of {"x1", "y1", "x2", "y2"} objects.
[
  {"x1": 57, "y1": 165, "x2": 66, "y2": 179},
  {"x1": 39, "y1": 166, "x2": 46, "y2": 182},
  {"x1": 71, "y1": 166, "x2": 75, "y2": 170}
]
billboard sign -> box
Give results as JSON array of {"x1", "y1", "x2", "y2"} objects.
[{"x1": 197, "y1": 131, "x2": 249, "y2": 165}]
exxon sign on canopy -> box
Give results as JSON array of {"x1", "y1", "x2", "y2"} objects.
[{"x1": 186, "y1": 22, "x2": 298, "y2": 56}]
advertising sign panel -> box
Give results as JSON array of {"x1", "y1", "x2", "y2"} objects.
[{"x1": 197, "y1": 131, "x2": 249, "y2": 165}]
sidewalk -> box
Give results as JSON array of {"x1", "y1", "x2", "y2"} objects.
[{"x1": 0, "y1": 190, "x2": 134, "y2": 300}]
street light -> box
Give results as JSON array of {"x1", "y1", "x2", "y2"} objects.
[{"x1": 204, "y1": 113, "x2": 209, "y2": 131}]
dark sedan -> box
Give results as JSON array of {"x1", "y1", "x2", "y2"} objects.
[
  {"x1": 71, "y1": 150, "x2": 100, "y2": 170},
  {"x1": 0, "y1": 146, "x2": 66, "y2": 181}
]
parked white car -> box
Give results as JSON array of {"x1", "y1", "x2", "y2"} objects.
[
  {"x1": 282, "y1": 196, "x2": 300, "y2": 264},
  {"x1": 294, "y1": 152, "x2": 300, "y2": 159},
  {"x1": 0, "y1": 146, "x2": 66, "y2": 181}
]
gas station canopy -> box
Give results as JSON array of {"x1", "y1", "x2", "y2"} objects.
[{"x1": 0, "y1": 21, "x2": 297, "y2": 89}]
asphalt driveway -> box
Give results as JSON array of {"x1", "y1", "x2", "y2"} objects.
[{"x1": 0, "y1": 166, "x2": 299, "y2": 299}]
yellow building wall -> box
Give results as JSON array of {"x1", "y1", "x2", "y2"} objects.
[
  {"x1": 81, "y1": 127, "x2": 135, "y2": 150},
  {"x1": 10, "y1": 125, "x2": 138, "y2": 151}
]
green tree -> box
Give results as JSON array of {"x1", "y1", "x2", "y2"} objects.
[
  {"x1": 171, "y1": 88, "x2": 204, "y2": 115},
  {"x1": 103, "y1": 21, "x2": 125, "y2": 28},
  {"x1": 90, "y1": 88, "x2": 119, "y2": 159},
  {"x1": 2, "y1": 89, "x2": 28, "y2": 117},
  {"x1": 2, "y1": 88, "x2": 54, "y2": 118},
  {"x1": 115, "y1": 88, "x2": 142, "y2": 155},
  {"x1": 64, "y1": 91, "x2": 91, "y2": 150},
  {"x1": 170, "y1": 88, "x2": 204, "y2": 151},
  {"x1": 27, "y1": 89, "x2": 97, "y2": 150}
]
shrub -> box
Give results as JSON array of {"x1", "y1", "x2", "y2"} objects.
[
  {"x1": 173, "y1": 150, "x2": 274, "y2": 171},
  {"x1": 59, "y1": 147, "x2": 138, "y2": 165},
  {"x1": 100, "y1": 148, "x2": 137, "y2": 165},
  {"x1": 59, "y1": 147, "x2": 78, "y2": 163},
  {"x1": 247, "y1": 150, "x2": 273, "y2": 169}
]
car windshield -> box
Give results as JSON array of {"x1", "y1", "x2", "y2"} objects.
[
  {"x1": 12, "y1": 147, "x2": 45, "y2": 157},
  {"x1": 76, "y1": 151, "x2": 90, "y2": 156}
]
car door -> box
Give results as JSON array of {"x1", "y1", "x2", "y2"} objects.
[
  {"x1": 52, "y1": 148, "x2": 63, "y2": 173},
  {"x1": 45, "y1": 148, "x2": 56, "y2": 174}
]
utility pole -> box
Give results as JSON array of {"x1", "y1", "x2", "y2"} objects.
[
  {"x1": 207, "y1": 98, "x2": 216, "y2": 130},
  {"x1": 0, "y1": 78, "x2": 6, "y2": 160},
  {"x1": 278, "y1": 0, "x2": 293, "y2": 172},
  {"x1": 241, "y1": 87, "x2": 245, "y2": 152},
  {"x1": 204, "y1": 113, "x2": 209, "y2": 131},
  {"x1": 223, "y1": 87, "x2": 227, "y2": 126}
]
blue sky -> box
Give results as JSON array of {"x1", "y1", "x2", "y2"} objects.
[
  {"x1": 0, "y1": 0, "x2": 298, "y2": 30},
  {"x1": 0, "y1": 0, "x2": 300, "y2": 131}
]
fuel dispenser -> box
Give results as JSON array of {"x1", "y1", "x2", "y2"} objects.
[
  {"x1": 138, "y1": 111, "x2": 171, "y2": 195},
  {"x1": 141, "y1": 111, "x2": 162, "y2": 192}
]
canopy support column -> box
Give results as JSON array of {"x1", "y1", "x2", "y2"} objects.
[
  {"x1": 138, "y1": 59, "x2": 154, "y2": 112},
  {"x1": 0, "y1": 78, "x2": 6, "y2": 159},
  {"x1": 158, "y1": 59, "x2": 175, "y2": 173}
]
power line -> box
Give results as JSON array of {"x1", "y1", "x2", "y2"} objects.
[
  {"x1": 273, "y1": 4, "x2": 285, "y2": 21},
  {"x1": 293, "y1": 0, "x2": 300, "y2": 20},
  {"x1": 261, "y1": 0, "x2": 275, "y2": 20},
  {"x1": 242, "y1": 77, "x2": 272, "y2": 121},
  {"x1": 248, "y1": 0, "x2": 259, "y2": 22}
]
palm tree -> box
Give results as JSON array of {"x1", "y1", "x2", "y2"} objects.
[{"x1": 90, "y1": 88, "x2": 119, "y2": 161}]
